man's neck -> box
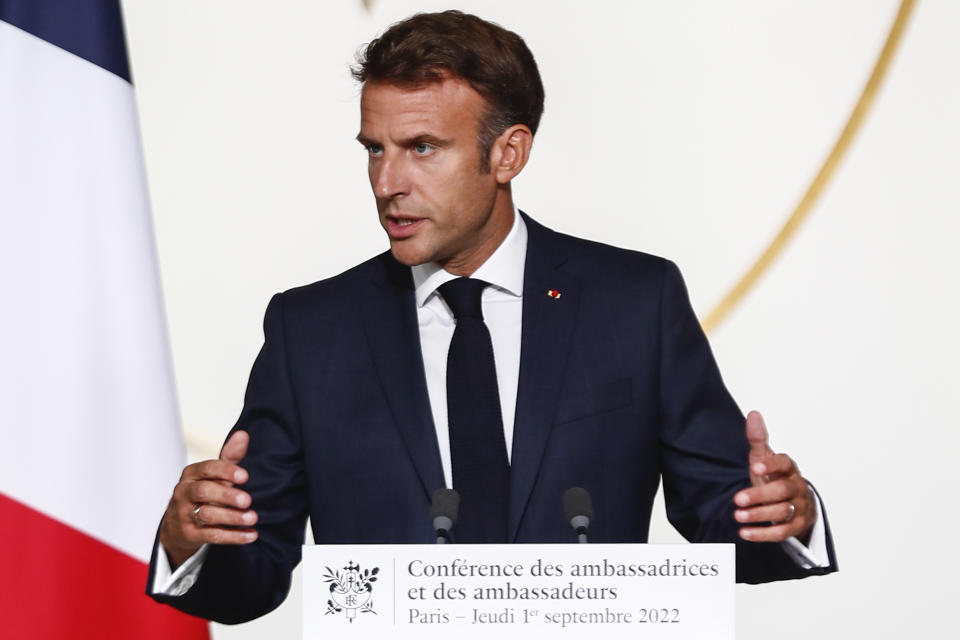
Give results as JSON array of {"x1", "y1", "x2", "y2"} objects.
[
  {"x1": 438, "y1": 200, "x2": 515, "y2": 276},
  {"x1": 411, "y1": 207, "x2": 526, "y2": 306}
]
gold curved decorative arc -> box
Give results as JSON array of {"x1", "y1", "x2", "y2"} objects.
[
  {"x1": 701, "y1": 0, "x2": 916, "y2": 334},
  {"x1": 361, "y1": 0, "x2": 376, "y2": 13}
]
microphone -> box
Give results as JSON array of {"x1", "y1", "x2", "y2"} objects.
[
  {"x1": 563, "y1": 487, "x2": 593, "y2": 544},
  {"x1": 430, "y1": 488, "x2": 460, "y2": 544}
]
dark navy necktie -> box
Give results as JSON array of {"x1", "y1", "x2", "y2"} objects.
[{"x1": 438, "y1": 277, "x2": 509, "y2": 543}]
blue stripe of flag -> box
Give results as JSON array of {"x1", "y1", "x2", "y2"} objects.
[{"x1": 0, "y1": 0, "x2": 131, "y2": 82}]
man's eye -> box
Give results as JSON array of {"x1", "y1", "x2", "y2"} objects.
[
  {"x1": 413, "y1": 142, "x2": 434, "y2": 155},
  {"x1": 366, "y1": 144, "x2": 383, "y2": 157}
]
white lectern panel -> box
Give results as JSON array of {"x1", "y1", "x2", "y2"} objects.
[{"x1": 303, "y1": 543, "x2": 733, "y2": 639}]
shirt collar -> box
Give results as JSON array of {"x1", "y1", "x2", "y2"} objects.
[{"x1": 411, "y1": 206, "x2": 527, "y2": 307}]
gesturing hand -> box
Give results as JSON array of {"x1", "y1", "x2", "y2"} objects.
[
  {"x1": 734, "y1": 411, "x2": 816, "y2": 542},
  {"x1": 159, "y1": 430, "x2": 258, "y2": 570}
]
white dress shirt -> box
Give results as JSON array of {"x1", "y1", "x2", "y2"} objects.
[{"x1": 154, "y1": 207, "x2": 826, "y2": 595}]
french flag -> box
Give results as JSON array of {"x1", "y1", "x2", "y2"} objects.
[{"x1": 0, "y1": 1, "x2": 209, "y2": 638}]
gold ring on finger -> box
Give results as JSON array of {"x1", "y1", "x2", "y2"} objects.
[
  {"x1": 193, "y1": 504, "x2": 204, "y2": 526},
  {"x1": 785, "y1": 502, "x2": 796, "y2": 522}
]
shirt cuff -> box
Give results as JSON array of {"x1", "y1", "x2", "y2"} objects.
[
  {"x1": 779, "y1": 487, "x2": 829, "y2": 569},
  {"x1": 151, "y1": 540, "x2": 209, "y2": 596}
]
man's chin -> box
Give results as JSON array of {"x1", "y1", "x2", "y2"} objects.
[{"x1": 389, "y1": 243, "x2": 433, "y2": 267}]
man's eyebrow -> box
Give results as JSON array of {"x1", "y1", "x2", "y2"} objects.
[
  {"x1": 355, "y1": 132, "x2": 450, "y2": 147},
  {"x1": 400, "y1": 133, "x2": 448, "y2": 146}
]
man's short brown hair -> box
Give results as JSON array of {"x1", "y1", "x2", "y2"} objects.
[{"x1": 352, "y1": 10, "x2": 545, "y2": 170}]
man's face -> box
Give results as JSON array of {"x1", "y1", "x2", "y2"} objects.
[{"x1": 358, "y1": 78, "x2": 512, "y2": 274}]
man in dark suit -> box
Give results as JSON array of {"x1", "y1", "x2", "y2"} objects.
[{"x1": 149, "y1": 11, "x2": 836, "y2": 623}]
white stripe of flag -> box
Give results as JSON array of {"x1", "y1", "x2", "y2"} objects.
[{"x1": 0, "y1": 13, "x2": 208, "y2": 640}]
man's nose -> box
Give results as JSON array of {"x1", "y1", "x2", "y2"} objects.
[{"x1": 372, "y1": 156, "x2": 410, "y2": 200}]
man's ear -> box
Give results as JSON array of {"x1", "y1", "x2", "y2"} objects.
[{"x1": 491, "y1": 124, "x2": 533, "y2": 184}]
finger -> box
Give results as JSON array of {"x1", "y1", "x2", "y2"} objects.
[
  {"x1": 745, "y1": 410, "x2": 774, "y2": 465},
  {"x1": 734, "y1": 501, "x2": 797, "y2": 524},
  {"x1": 193, "y1": 504, "x2": 258, "y2": 528},
  {"x1": 735, "y1": 477, "x2": 803, "y2": 508},
  {"x1": 220, "y1": 430, "x2": 250, "y2": 465},
  {"x1": 749, "y1": 453, "x2": 796, "y2": 480},
  {"x1": 181, "y1": 479, "x2": 252, "y2": 509},
  {"x1": 189, "y1": 526, "x2": 259, "y2": 546},
  {"x1": 183, "y1": 459, "x2": 248, "y2": 484},
  {"x1": 738, "y1": 521, "x2": 804, "y2": 543}
]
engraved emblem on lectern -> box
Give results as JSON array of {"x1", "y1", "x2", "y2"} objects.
[{"x1": 323, "y1": 561, "x2": 379, "y2": 622}]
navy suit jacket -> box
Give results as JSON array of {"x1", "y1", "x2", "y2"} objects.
[{"x1": 149, "y1": 214, "x2": 836, "y2": 623}]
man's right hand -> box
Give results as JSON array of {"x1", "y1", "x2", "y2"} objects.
[{"x1": 159, "y1": 430, "x2": 259, "y2": 570}]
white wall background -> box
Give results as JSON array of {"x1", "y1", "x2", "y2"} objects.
[{"x1": 121, "y1": 1, "x2": 960, "y2": 637}]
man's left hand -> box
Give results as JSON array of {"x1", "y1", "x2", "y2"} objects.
[{"x1": 733, "y1": 410, "x2": 816, "y2": 542}]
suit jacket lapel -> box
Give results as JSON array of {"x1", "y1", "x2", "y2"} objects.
[
  {"x1": 509, "y1": 215, "x2": 580, "y2": 540},
  {"x1": 361, "y1": 253, "x2": 446, "y2": 502}
]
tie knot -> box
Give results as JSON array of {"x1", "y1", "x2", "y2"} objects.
[{"x1": 438, "y1": 278, "x2": 488, "y2": 320}]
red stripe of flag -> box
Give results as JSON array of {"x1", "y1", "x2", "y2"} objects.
[{"x1": 0, "y1": 492, "x2": 209, "y2": 640}]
